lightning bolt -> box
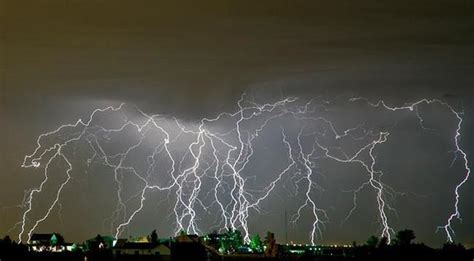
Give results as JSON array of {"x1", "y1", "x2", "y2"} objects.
[
  {"x1": 349, "y1": 98, "x2": 471, "y2": 242},
  {"x1": 15, "y1": 94, "x2": 470, "y2": 245}
]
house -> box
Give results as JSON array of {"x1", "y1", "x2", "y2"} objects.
[
  {"x1": 85, "y1": 235, "x2": 116, "y2": 250},
  {"x1": 112, "y1": 241, "x2": 171, "y2": 261},
  {"x1": 65, "y1": 243, "x2": 79, "y2": 252},
  {"x1": 133, "y1": 235, "x2": 150, "y2": 243},
  {"x1": 29, "y1": 233, "x2": 52, "y2": 252},
  {"x1": 29, "y1": 233, "x2": 66, "y2": 252},
  {"x1": 175, "y1": 233, "x2": 200, "y2": 243},
  {"x1": 171, "y1": 240, "x2": 206, "y2": 261}
]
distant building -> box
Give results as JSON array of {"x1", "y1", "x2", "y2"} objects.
[
  {"x1": 29, "y1": 233, "x2": 66, "y2": 252},
  {"x1": 133, "y1": 235, "x2": 150, "y2": 243},
  {"x1": 172, "y1": 241, "x2": 206, "y2": 261},
  {"x1": 113, "y1": 242, "x2": 171, "y2": 255},
  {"x1": 112, "y1": 241, "x2": 171, "y2": 261},
  {"x1": 172, "y1": 233, "x2": 206, "y2": 261},
  {"x1": 175, "y1": 233, "x2": 200, "y2": 243},
  {"x1": 85, "y1": 235, "x2": 116, "y2": 251},
  {"x1": 29, "y1": 233, "x2": 52, "y2": 252},
  {"x1": 278, "y1": 243, "x2": 353, "y2": 257}
]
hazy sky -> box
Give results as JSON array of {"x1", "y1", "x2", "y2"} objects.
[{"x1": 1, "y1": 0, "x2": 473, "y2": 246}]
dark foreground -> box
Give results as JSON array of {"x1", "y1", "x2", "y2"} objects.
[{"x1": 1, "y1": 243, "x2": 473, "y2": 261}]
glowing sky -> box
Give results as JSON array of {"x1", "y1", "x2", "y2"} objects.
[{"x1": 0, "y1": 0, "x2": 473, "y2": 246}]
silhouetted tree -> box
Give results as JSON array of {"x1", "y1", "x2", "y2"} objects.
[
  {"x1": 395, "y1": 229, "x2": 415, "y2": 246},
  {"x1": 378, "y1": 236, "x2": 388, "y2": 248},
  {"x1": 2, "y1": 235, "x2": 12, "y2": 245},
  {"x1": 0, "y1": 235, "x2": 27, "y2": 259},
  {"x1": 366, "y1": 235, "x2": 379, "y2": 248},
  {"x1": 264, "y1": 231, "x2": 277, "y2": 257},
  {"x1": 441, "y1": 242, "x2": 470, "y2": 260},
  {"x1": 443, "y1": 242, "x2": 465, "y2": 251},
  {"x1": 150, "y1": 229, "x2": 158, "y2": 245}
]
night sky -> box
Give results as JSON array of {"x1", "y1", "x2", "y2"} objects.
[{"x1": 1, "y1": 0, "x2": 473, "y2": 247}]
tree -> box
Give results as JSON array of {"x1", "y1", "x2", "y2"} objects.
[
  {"x1": 227, "y1": 228, "x2": 243, "y2": 251},
  {"x1": 442, "y1": 242, "x2": 466, "y2": 252},
  {"x1": 378, "y1": 236, "x2": 388, "y2": 248},
  {"x1": 150, "y1": 229, "x2": 158, "y2": 245},
  {"x1": 395, "y1": 229, "x2": 415, "y2": 246},
  {"x1": 220, "y1": 228, "x2": 244, "y2": 253},
  {"x1": 2, "y1": 235, "x2": 12, "y2": 245},
  {"x1": 441, "y1": 242, "x2": 468, "y2": 259},
  {"x1": 219, "y1": 239, "x2": 230, "y2": 254},
  {"x1": 264, "y1": 232, "x2": 276, "y2": 257},
  {"x1": 366, "y1": 235, "x2": 379, "y2": 248},
  {"x1": 249, "y1": 234, "x2": 263, "y2": 253}
]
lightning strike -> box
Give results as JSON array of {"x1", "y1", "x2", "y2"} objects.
[{"x1": 15, "y1": 94, "x2": 470, "y2": 245}]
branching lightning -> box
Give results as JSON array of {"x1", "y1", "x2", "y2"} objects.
[
  {"x1": 349, "y1": 98, "x2": 471, "y2": 242},
  {"x1": 15, "y1": 94, "x2": 470, "y2": 245}
]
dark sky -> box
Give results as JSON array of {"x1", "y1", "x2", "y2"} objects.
[{"x1": 1, "y1": 0, "x2": 473, "y2": 246}]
